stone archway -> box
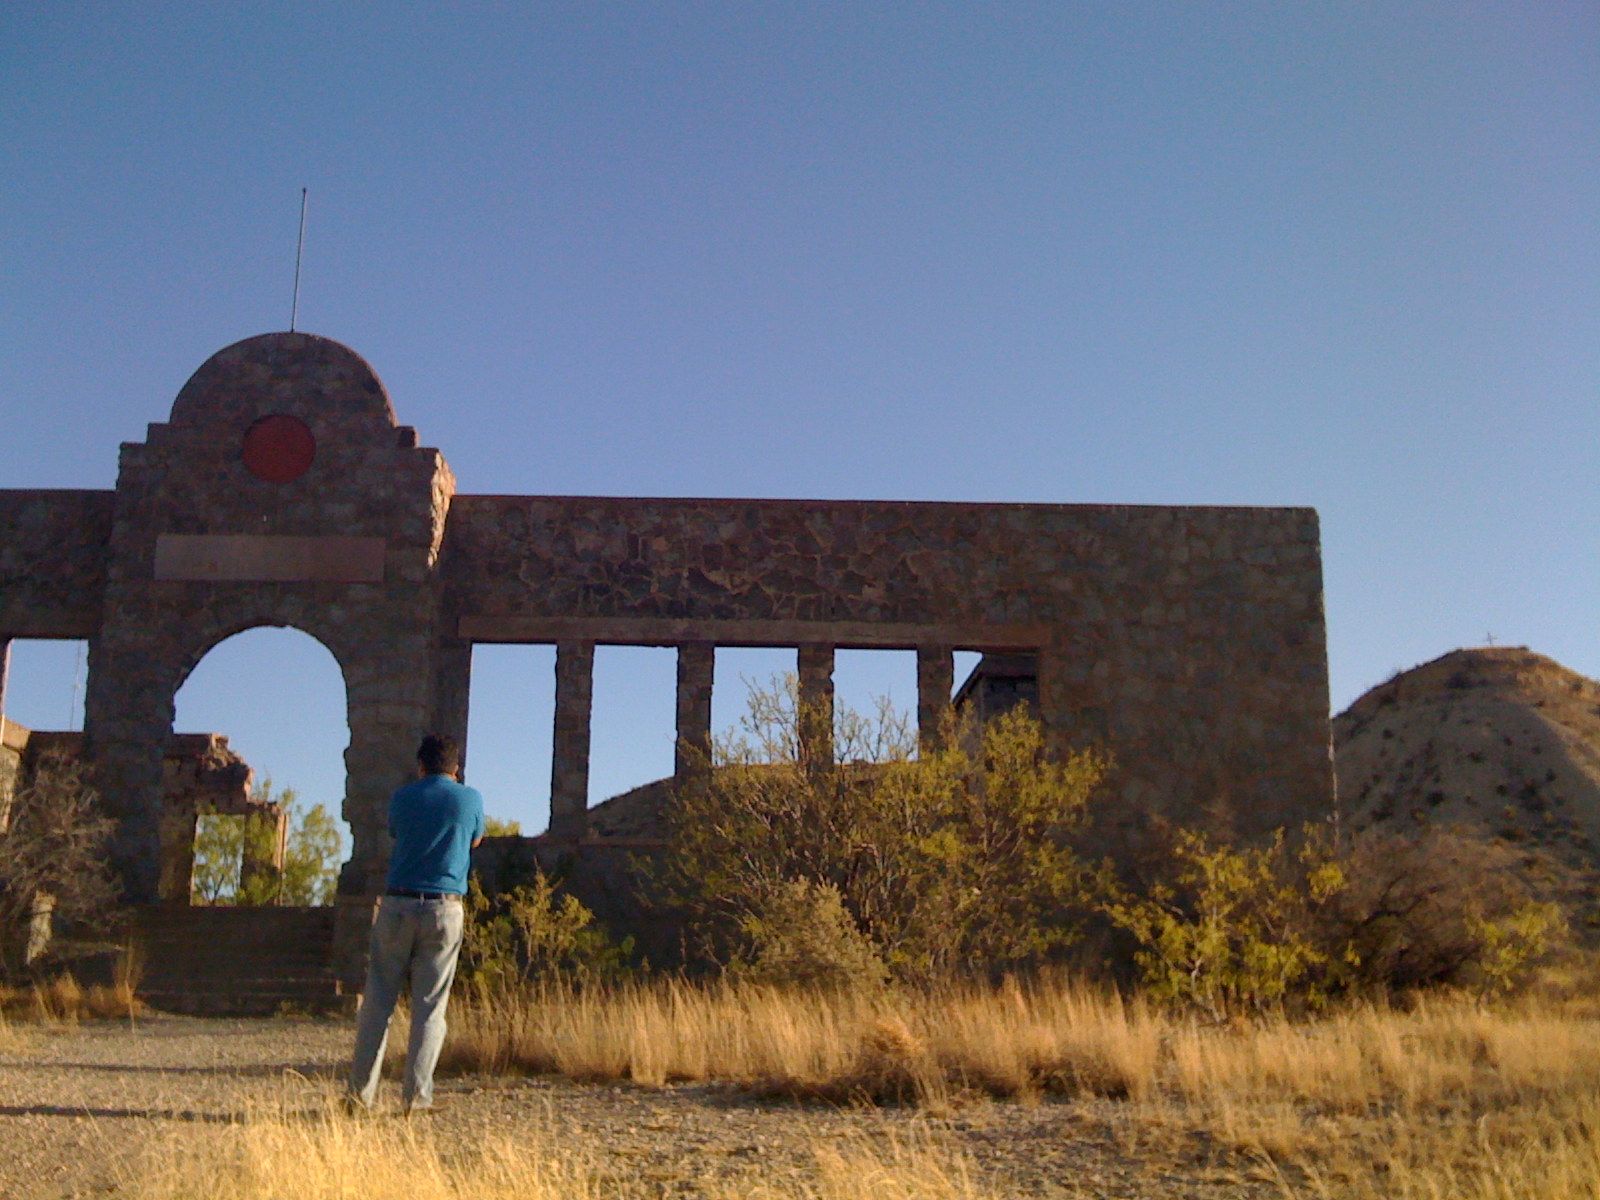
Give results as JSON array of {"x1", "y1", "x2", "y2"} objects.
[{"x1": 170, "y1": 624, "x2": 351, "y2": 905}]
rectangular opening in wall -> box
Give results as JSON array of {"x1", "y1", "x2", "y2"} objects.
[
  {"x1": 951, "y1": 650, "x2": 982, "y2": 701},
  {"x1": 588, "y1": 646, "x2": 677, "y2": 828},
  {"x1": 711, "y1": 647, "x2": 796, "y2": 754},
  {"x1": 466, "y1": 644, "x2": 556, "y2": 836},
  {"x1": 833, "y1": 649, "x2": 918, "y2": 762},
  {"x1": 3, "y1": 639, "x2": 90, "y2": 734},
  {"x1": 951, "y1": 648, "x2": 1039, "y2": 732}
]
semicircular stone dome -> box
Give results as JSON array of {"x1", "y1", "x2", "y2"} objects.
[{"x1": 167, "y1": 332, "x2": 398, "y2": 434}]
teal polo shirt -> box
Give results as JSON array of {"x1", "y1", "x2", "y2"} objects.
[{"x1": 386, "y1": 773, "x2": 485, "y2": 895}]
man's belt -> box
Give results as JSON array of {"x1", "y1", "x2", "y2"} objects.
[{"x1": 385, "y1": 887, "x2": 460, "y2": 900}]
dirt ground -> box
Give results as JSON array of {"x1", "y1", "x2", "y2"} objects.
[{"x1": 0, "y1": 1014, "x2": 1281, "y2": 1199}]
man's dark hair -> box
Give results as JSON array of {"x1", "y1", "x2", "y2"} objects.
[{"x1": 417, "y1": 734, "x2": 461, "y2": 776}]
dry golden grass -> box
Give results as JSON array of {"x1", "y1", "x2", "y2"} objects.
[
  {"x1": 0, "y1": 1007, "x2": 29, "y2": 1052},
  {"x1": 440, "y1": 975, "x2": 1162, "y2": 1104},
  {"x1": 431, "y1": 976, "x2": 1600, "y2": 1198},
  {"x1": 118, "y1": 1097, "x2": 1001, "y2": 1200},
  {"x1": 0, "y1": 973, "x2": 144, "y2": 1023},
  {"x1": 20, "y1": 973, "x2": 1596, "y2": 1198}
]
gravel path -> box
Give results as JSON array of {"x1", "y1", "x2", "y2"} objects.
[{"x1": 0, "y1": 1015, "x2": 1278, "y2": 1198}]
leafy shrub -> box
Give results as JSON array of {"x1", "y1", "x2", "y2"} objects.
[
  {"x1": 657, "y1": 677, "x2": 1108, "y2": 982},
  {"x1": 1327, "y1": 827, "x2": 1564, "y2": 996},
  {"x1": 1099, "y1": 826, "x2": 1346, "y2": 1019},
  {"x1": 730, "y1": 878, "x2": 888, "y2": 992},
  {"x1": 461, "y1": 871, "x2": 631, "y2": 989},
  {"x1": 1101, "y1": 822, "x2": 1565, "y2": 1016}
]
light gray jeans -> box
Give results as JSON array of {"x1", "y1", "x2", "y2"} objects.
[{"x1": 347, "y1": 893, "x2": 465, "y2": 1111}]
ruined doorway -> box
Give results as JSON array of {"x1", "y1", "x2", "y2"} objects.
[{"x1": 171, "y1": 628, "x2": 350, "y2": 906}]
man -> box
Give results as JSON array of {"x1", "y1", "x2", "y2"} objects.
[{"x1": 347, "y1": 733, "x2": 484, "y2": 1113}]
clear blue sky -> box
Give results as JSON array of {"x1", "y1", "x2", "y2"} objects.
[{"x1": 3, "y1": 3, "x2": 1595, "y2": 837}]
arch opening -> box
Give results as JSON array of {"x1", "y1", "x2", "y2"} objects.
[{"x1": 171, "y1": 627, "x2": 351, "y2": 906}]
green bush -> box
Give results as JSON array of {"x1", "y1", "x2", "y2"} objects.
[
  {"x1": 1328, "y1": 827, "x2": 1564, "y2": 997},
  {"x1": 1098, "y1": 826, "x2": 1346, "y2": 1019},
  {"x1": 1099, "y1": 822, "x2": 1566, "y2": 1016},
  {"x1": 657, "y1": 677, "x2": 1108, "y2": 982},
  {"x1": 460, "y1": 871, "x2": 631, "y2": 989},
  {"x1": 730, "y1": 878, "x2": 888, "y2": 992}
]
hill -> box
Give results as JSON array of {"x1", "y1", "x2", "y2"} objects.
[{"x1": 1334, "y1": 646, "x2": 1600, "y2": 931}]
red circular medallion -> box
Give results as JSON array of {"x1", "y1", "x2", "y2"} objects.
[{"x1": 242, "y1": 414, "x2": 316, "y2": 483}]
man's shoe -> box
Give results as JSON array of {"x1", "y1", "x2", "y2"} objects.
[{"x1": 338, "y1": 1093, "x2": 373, "y2": 1118}]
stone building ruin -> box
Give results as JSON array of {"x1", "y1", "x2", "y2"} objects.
[
  {"x1": 1, "y1": 725, "x2": 275, "y2": 903},
  {"x1": 0, "y1": 332, "x2": 1336, "y2": 994},
  {"x1": 1, "y1": 722, "x2": 277, "y2": 969}
]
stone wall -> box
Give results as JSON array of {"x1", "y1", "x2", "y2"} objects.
[
  {"x1": 445, "y1": 495, "x2": 1333, "y2": 839},
  {"x1": 77, "y1": 336, "x2": 457, "y2": 922},
  {"x1": 0, "y1": 491, "x2": 114, "y2": 637},
  {"x1": 0, "y1": 330, "x2": 1337, "y2": 988},
  {"x1": 0, "y1": 721, "x2": 23, "y2": 832}
]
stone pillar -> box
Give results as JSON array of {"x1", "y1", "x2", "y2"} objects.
[
  {"x1": 156, "y1": 802, "x2": 199, "y2": 903},
  {"x1": 430, "y1": 639, "x2": 474, "y2": 779},
  {"x1": 675, "y1": 642, "x2": 714, "y2": 779},
  {"x1": 239, "y1": 809, "x2": 288, "y2": 899},
  {"x1": 334, "y1": 668, "x2": 431, "y2": 988},
  {"x1": 916, "y1": 645, "x2": 954, "y2": 755},
  {"x1": 0, "y1": 637, "x2": 13, "y2": 833},
  {"x1": 1037, "y1": 644, "x2": 1068, "y2": 757},
  {"x1": 549, "y1": 640, "x2": 594, "y2": 839},
  {"x1": 85, "y1": 637, "x2": 174, "y2": 905},
  {"x1": 25, "y1": 892, "x2": 54, "y2": 967},
  {"x1": 0, "y1": 636, "x2": 11, "y2": 741},
  {"x1": 339, "y1": 695, "x2": 418, "y2": 895},
  {"x1": 797, "y1": 644, "x2": 835, "y2": 768},
  {"x1": 335, "y1": 692, "x2": 419, "y2": 989}
]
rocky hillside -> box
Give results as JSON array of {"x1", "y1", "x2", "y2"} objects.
[{"x1": 1334, "y1": 647, "x2": 1600, "y2": 931}]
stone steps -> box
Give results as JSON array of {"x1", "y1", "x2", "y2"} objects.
[{"x1": 130, "y1": 906, "x2": 345, "y2": 1016}]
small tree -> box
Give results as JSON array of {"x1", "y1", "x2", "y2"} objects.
[
  {"x1": 190, "y1": 811, "x2": 253, "y2": 905},
  {"x1": 0, "y1": 752, "x2": 119, "y2": 976},
  {"x1": 192, "y1": 778, "x2": 342, "y2": 906}
]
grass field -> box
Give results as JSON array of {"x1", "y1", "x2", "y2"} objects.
[
  {"x1": 429, "y1": 976, "x2": 1600, "y2": 1198},
  {"x1": 10, "y1": 974, "x2": 1600, "y2": 1197},
  {"x1": 0, "y1": 973, "x2": 142, "y2": 1023},
  {"x1": 127, "y1": 1110, "x2": 999, "y2": 1200}
]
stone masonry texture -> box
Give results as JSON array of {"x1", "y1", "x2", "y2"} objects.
[{"x1": 0, "y1": 332, "x2": 1336, "y2": 985}]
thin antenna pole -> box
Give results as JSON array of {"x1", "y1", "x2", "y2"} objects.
[{"x1": 290, "y1": 187, "x2": 308, "y2": 332}]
